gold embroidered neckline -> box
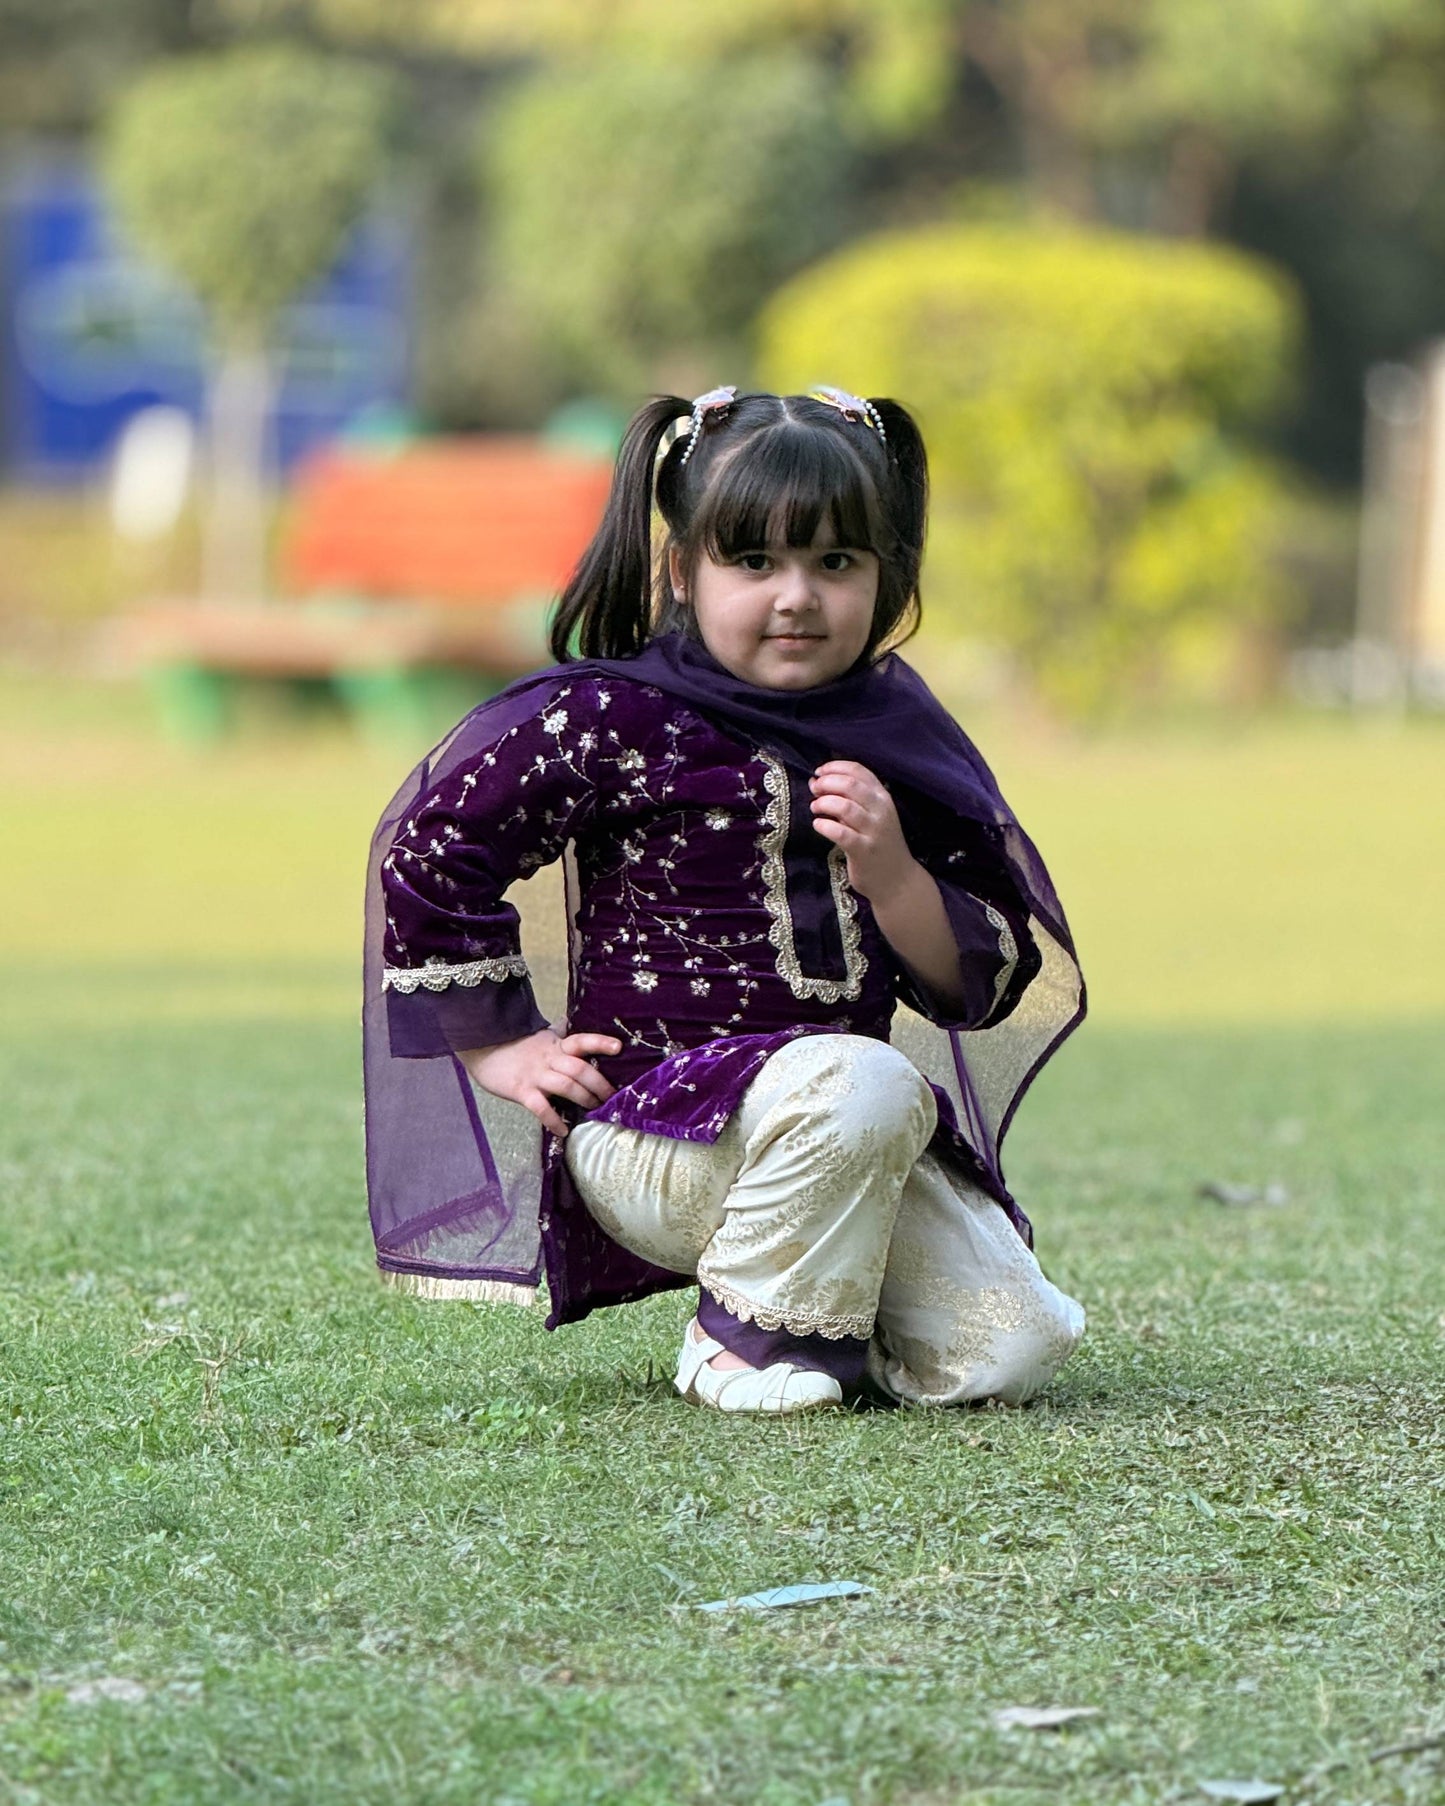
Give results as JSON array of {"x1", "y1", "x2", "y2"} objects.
[{"x1": 756, "y1": 752, "x2": 867, "y2": 1004}]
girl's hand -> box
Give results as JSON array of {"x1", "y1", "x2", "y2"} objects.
[
  {"x1": 808, "y1": 760, "x2": 919, "y2": 904},
  {"x1": 458, "y1": 1028, "x2": 622, "y2": 1139}
]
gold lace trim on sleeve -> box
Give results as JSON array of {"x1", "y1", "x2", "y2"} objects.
[
  {"x1": 980, "y1": 900, "x2": 1019, "y2": 1018},
  {"x1": 757, "y1": 753, "x2": 867, "y2": 1004},
  {"x1": 382, "y1": 953, "x2": 530, "y2": 994}
]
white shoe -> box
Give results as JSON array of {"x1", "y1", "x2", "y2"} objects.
[{"x1": 674, "y1": 1320, "x2": 843, "y2": 1415}]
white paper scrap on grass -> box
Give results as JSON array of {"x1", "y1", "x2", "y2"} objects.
[
  {"x1": 65, "y1": 1678, "x2": 148, "y2": 1706},
  {"x1": 1196, "y1": 1784, "x2": 1285, "y2": 1804},
  {"x1": 698, "y1": 1580, "x2": 875, "y2": 1613},
  {"x1": 992, "y1": 1705, "x2": 1101, "y2": 1731}
]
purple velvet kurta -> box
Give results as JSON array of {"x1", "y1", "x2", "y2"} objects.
[{"x1": 375, "y1": 671, "x2": 1042, "y2": 1326}]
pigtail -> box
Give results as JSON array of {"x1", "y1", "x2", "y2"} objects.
[
  {"x1": 871, "y1": 398, "x2": 928, "y2": 579},
  {"x1": 549, "y1": 394, "x2": 689, "y2": 662},
  {"x1": 868, "y1": 397, "x2": 929, "y2": 645}
]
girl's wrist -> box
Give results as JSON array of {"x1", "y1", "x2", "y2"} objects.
[{"x1": 859, "y1": 852, "x2": 928, "y2": 915}]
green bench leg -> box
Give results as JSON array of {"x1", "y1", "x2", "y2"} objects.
[
  {"x1": 336, "y1": 668, "x2": 504, "y2": 744},
  {"x1": 146, "y1": 663, "x2": 235, "y2": 745},
  {"x1": 335, "y1": 668, "x2": 437, "y2": 745},
  {"x1": 146, "y1": 664, "x2": 512, "y2": 747}
]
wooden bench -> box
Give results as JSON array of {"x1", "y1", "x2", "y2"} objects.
[{"x1": 114, "y1": 438, "x2": 613, "y2": 742}]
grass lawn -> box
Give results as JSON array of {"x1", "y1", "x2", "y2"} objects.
[{"x1": 2, "y1": 672, "x2": 1443, "y2": 1804}]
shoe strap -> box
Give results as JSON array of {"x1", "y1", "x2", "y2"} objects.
[
  {"x1": 686, "y1": 1321, "x2": 725, "y2": 1361},
  {"x1": 677, "y1": 1320, "x2": 726, "y2": 1389}
]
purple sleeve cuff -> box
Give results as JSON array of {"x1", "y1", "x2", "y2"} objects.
[
  {"x1": 386, "y1": 975, "x2": 548, "y2": 1058},
  {"x1": 897, "y1": 882, "x2": 1036, "y2": 1030}
]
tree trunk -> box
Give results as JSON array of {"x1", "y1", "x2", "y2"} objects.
[
  {"x1": 1154, "y1": 126, "x2": 1235, "y2": 237},
  {"x1": 1017, "y1": 32, "x2": 1097, "y2": 221},
  {"x1": 961, "y1": 4, "x2": 1097, "y2": 222},
  {"x1": 202, "y1": 330, "x2": 275, "y2": 603}
]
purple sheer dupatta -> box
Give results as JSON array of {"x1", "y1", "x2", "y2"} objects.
[
  {"x1": 362, "y1": 639, "x2": 1085, "y2": 1309},
  {"x1": 363, "y1": 681, "x2": 560, "y2": 1303}
]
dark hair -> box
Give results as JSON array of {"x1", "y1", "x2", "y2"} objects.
[{"x1": 548, "y1": 390, "x2": 929, "y2": 664}]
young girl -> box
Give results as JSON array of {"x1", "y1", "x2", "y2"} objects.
[{"x1": 364, "y1": 386, "x2": 1086, "y2": 1414}]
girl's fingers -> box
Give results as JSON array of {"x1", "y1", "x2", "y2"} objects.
[
  {"x1": 539, "y1": 1072, "x2": 608, "y2": 1110},
  {"x1": 809, "y1": 770, "x2": 871, "y2": 797},
  {"x1": 524, "y1": 1092, "x2": 572, "y2": 1139},
  {"x1": 560, "y1": 1033, "x2": 623, "y2": 1057},
  {"x1": 812, "y1": 759, "x2": 878, "y2": 781},
  {"x1": 526, "y1": 1065, "x2": 614, "y2": 1136},
  {"x1": 549, "y1": 1057, "x2": 614, "y2": 1105},
  {"x1": 811, "y1": 776, "x2": 885, "y2": 812},
  {"x1": 812, "y1": 763, "x2": 887, "y2": 797},
  {"x1": 810, "y1": 794, "x2": 870, "y2": 829}
]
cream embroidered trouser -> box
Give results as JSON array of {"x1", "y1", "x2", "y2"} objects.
[{"x1": 565, "y1": 1033, "x2": 1086, "y2": 1406}]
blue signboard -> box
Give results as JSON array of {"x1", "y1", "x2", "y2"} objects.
[{"x1": 1, "y1": 156, "x2": 411, "y2": 483}]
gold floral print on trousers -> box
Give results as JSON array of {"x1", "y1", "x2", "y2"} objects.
[{"x1": 566, "y1": 1034, "x2": 1085, "y2": 1400}]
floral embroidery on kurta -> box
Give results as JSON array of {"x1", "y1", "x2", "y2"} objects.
[{"x1": 377, "y1": 674, "x2": 1040, "y2": 1313}]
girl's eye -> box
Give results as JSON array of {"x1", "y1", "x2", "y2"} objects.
[
  {"x1": 738, "y1": 552, "x2": 771, "y2": 572},
  {"x1": 820, "y1": 551, "x2": 854, "y2": 572}
]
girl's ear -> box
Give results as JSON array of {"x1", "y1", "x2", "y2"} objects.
[{"x1": 667, "y1": 542, "x2": 685, "y2": 601}]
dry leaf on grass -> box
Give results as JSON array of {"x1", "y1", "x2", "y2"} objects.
[{"x1": 1197, "y1": 1181, "x2": 1290, "y2": 1208}]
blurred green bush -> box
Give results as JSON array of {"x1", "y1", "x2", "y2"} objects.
[
  {"x1": 484, "y1": 52, "x2": 855, "y2": 396},
  {"x1": 760, "y1": 223, "x2": 1303, "y2": 713}
]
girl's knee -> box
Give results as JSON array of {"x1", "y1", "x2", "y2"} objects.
[
  {"x1": 761, "y1": 1034, "x2": 936, "y2": 1155},
  {"x1": 829, "y1": 1035, "x2": 936, "y2": 1139},
  {"x1": 991, "y1": 1295, "x2": 1086, "y2": 1404}
]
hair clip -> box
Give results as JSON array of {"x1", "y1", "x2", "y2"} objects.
[
  {"x1": 677, "y1": 385, "x2": 738, "y2": 467},
  {"x1": 810, "y1": 384, "x2": 887, "y2": 444}
]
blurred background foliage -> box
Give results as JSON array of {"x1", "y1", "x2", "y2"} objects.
[
  {"x1": 104, "y1": 43, "x2": 394, "y2": 341},
  {"x1": 102, "y1": 44, "x2": 395, "y2": 599},
  {"x1": 761, "y1": 224, "x2": 1299, "y2": 712},
  {"x1": 4, "y1": 0, "x2": 1445, "y2": 707},
  {"x1": 483, "y1": 53, "x2": 856, "y2": 399}
]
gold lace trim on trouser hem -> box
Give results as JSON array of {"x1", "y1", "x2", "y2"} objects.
[
  {"x1": 700, "y1": 1274, "x2": 874, "y2": 1342},
  {"x1": 379, "y1": 1269, "x2": 537, "y2": 1306}
]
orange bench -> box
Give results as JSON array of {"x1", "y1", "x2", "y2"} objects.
[{"x1": 119, "y1": 438, "x2": 613, "y2": 742}]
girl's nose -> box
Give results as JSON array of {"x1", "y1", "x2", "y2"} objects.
[{"x1": 772, "y1": 559, "x2": 817, "y2": 611}]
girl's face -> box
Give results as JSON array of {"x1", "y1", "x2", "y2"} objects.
[{"x1": 670, "y1": 522, "x2": 880, "y2": 691}]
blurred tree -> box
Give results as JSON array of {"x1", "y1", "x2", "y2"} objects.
[
  {"x1": 1091, "y1": 0, "x2": 1426, "y2": 233},
  {"x1": 761, "y1": 222, "x2": 1300, "y2": 713},
  {"x1": 232, "y1": 0, "x2": 1417, "y2": 223},
  {"x1": 214, "y1": 0, "x2": 958, "y2": 143},
  {"x1": 78, "y1": 0, "x2": 1445, "y2": 487},
  {"x1": 103, "y1": 45, "x2": 392, "y2": 598},
  {"x1": 482, "y1": 52, "x2": 855, "y2": 397},
  {"x1": 1225, "y1": 3, "x2": 1445, "y2": 478}
]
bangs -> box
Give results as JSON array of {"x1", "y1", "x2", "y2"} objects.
[{"x1": 691, "y1": 424, "x2": 882, "y2": 561}]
